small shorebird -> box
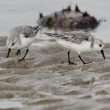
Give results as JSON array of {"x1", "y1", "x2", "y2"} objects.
[
  {"x1": 6, "y1": 25, "x2": 42, "y2": 61},
  {"x1": 45, "y1": 31, "x2": 105, "y2": 64}
]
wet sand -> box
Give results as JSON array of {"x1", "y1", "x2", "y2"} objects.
[{"x1": 0, "y1": 36, "x2": 110, "y2": 110}]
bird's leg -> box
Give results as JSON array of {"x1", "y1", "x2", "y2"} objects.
[
  {"x1": 78, "y1": 55, "x2": 87, "y2": 64},
  {"x1": 16, "y1": 49, "x2": 21, "y2": 56},
  {"x1": 18, "y1": 49, "x2": 29, "y2": 62},
  {"x1": 7, "y1": 48, "x2": 11, "y2": 58},
  {"x1": 67, "y1": 50, "x2": 76, "y2": 65}
]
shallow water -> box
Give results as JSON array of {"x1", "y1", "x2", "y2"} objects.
[{"x1": 0, "y1": 36, "x2": 110, "y2": 110}]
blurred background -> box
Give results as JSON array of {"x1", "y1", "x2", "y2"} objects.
[{"x1": 0, "y1": 0, "x2": 110, "y2": 42}]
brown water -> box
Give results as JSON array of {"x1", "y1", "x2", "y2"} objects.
[{"x1": 0, "y1": 36, "x2": 110, "y2": 110}]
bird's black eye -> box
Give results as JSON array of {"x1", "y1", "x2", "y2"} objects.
[{"x1": 99, "y1": 44, "x2": 102, "y2": 47}]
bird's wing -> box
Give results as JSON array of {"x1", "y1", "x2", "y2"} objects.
[
  {"x1": 45, "y1": 31, "x2": 94, "y2": 44},
  {"x1": 64, "y1": 32, "x2": 94, "y2": 44},
  {"x1": 44, "y1": 32, "x2": 65, "y2": 38},
  {"x1": 21, "y1": 26, "x2": 34, "y2": 38},
  {"x1": 21, "y1": 25, "x2": 42, "y2": 38}
]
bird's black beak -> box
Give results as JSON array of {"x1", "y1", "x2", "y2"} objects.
[
  {"x1": 7, "y1": 48, "x2": 11, "y2": 58},
  {"x1": 100, "y1": 50, "x2": 105, "y2": 59},
  {"x1": 35, "y1": 25, "x2": 42, "y2": 33}
]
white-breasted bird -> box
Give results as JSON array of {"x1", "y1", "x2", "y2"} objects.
[
  {"x1": 6, "y1": 25, "x2": 42, "y2": 61},
  {"x1": 45, "y1": 31, "x2": 105, "y2": 64}
]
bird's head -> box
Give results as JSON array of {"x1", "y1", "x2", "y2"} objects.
[{"x1": 93, "y1": 38, "x2": 105, "y2": 59}]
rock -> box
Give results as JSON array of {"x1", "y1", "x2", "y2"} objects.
[{"x1": 37, "y1": 5, "x2": 99, "y2": 29}]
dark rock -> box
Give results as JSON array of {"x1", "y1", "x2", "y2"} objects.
[
  {"x1": 75, "y1": 5, "x2": 81, "y2": 12},
  {"x1": 62, "y1": 5, "x2": 72, "y2": 13},
  {"x1": 37, "y1": 5, "x2": 99, "y2": 30},
  {"x1": 39, "y1": 13, "x2": 43, "y2": 19},
  {"x1": 83, "y1": 11, "x2": 90, "y2": 17}
]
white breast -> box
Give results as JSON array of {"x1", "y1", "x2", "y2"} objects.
[
  {"x1": 57, "y1": 39, "x2": 92, "y2": 54},
  {"x1": 19, "y1": 37, "x2": 35, "y2": 49}
]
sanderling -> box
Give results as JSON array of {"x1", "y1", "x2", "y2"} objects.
[
  {"x1": 45, "y1": 31, "x2": 105, "y2": 64},
  {"x1": 6, "y1": 25, "x2": 42, "y2": 61}
]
